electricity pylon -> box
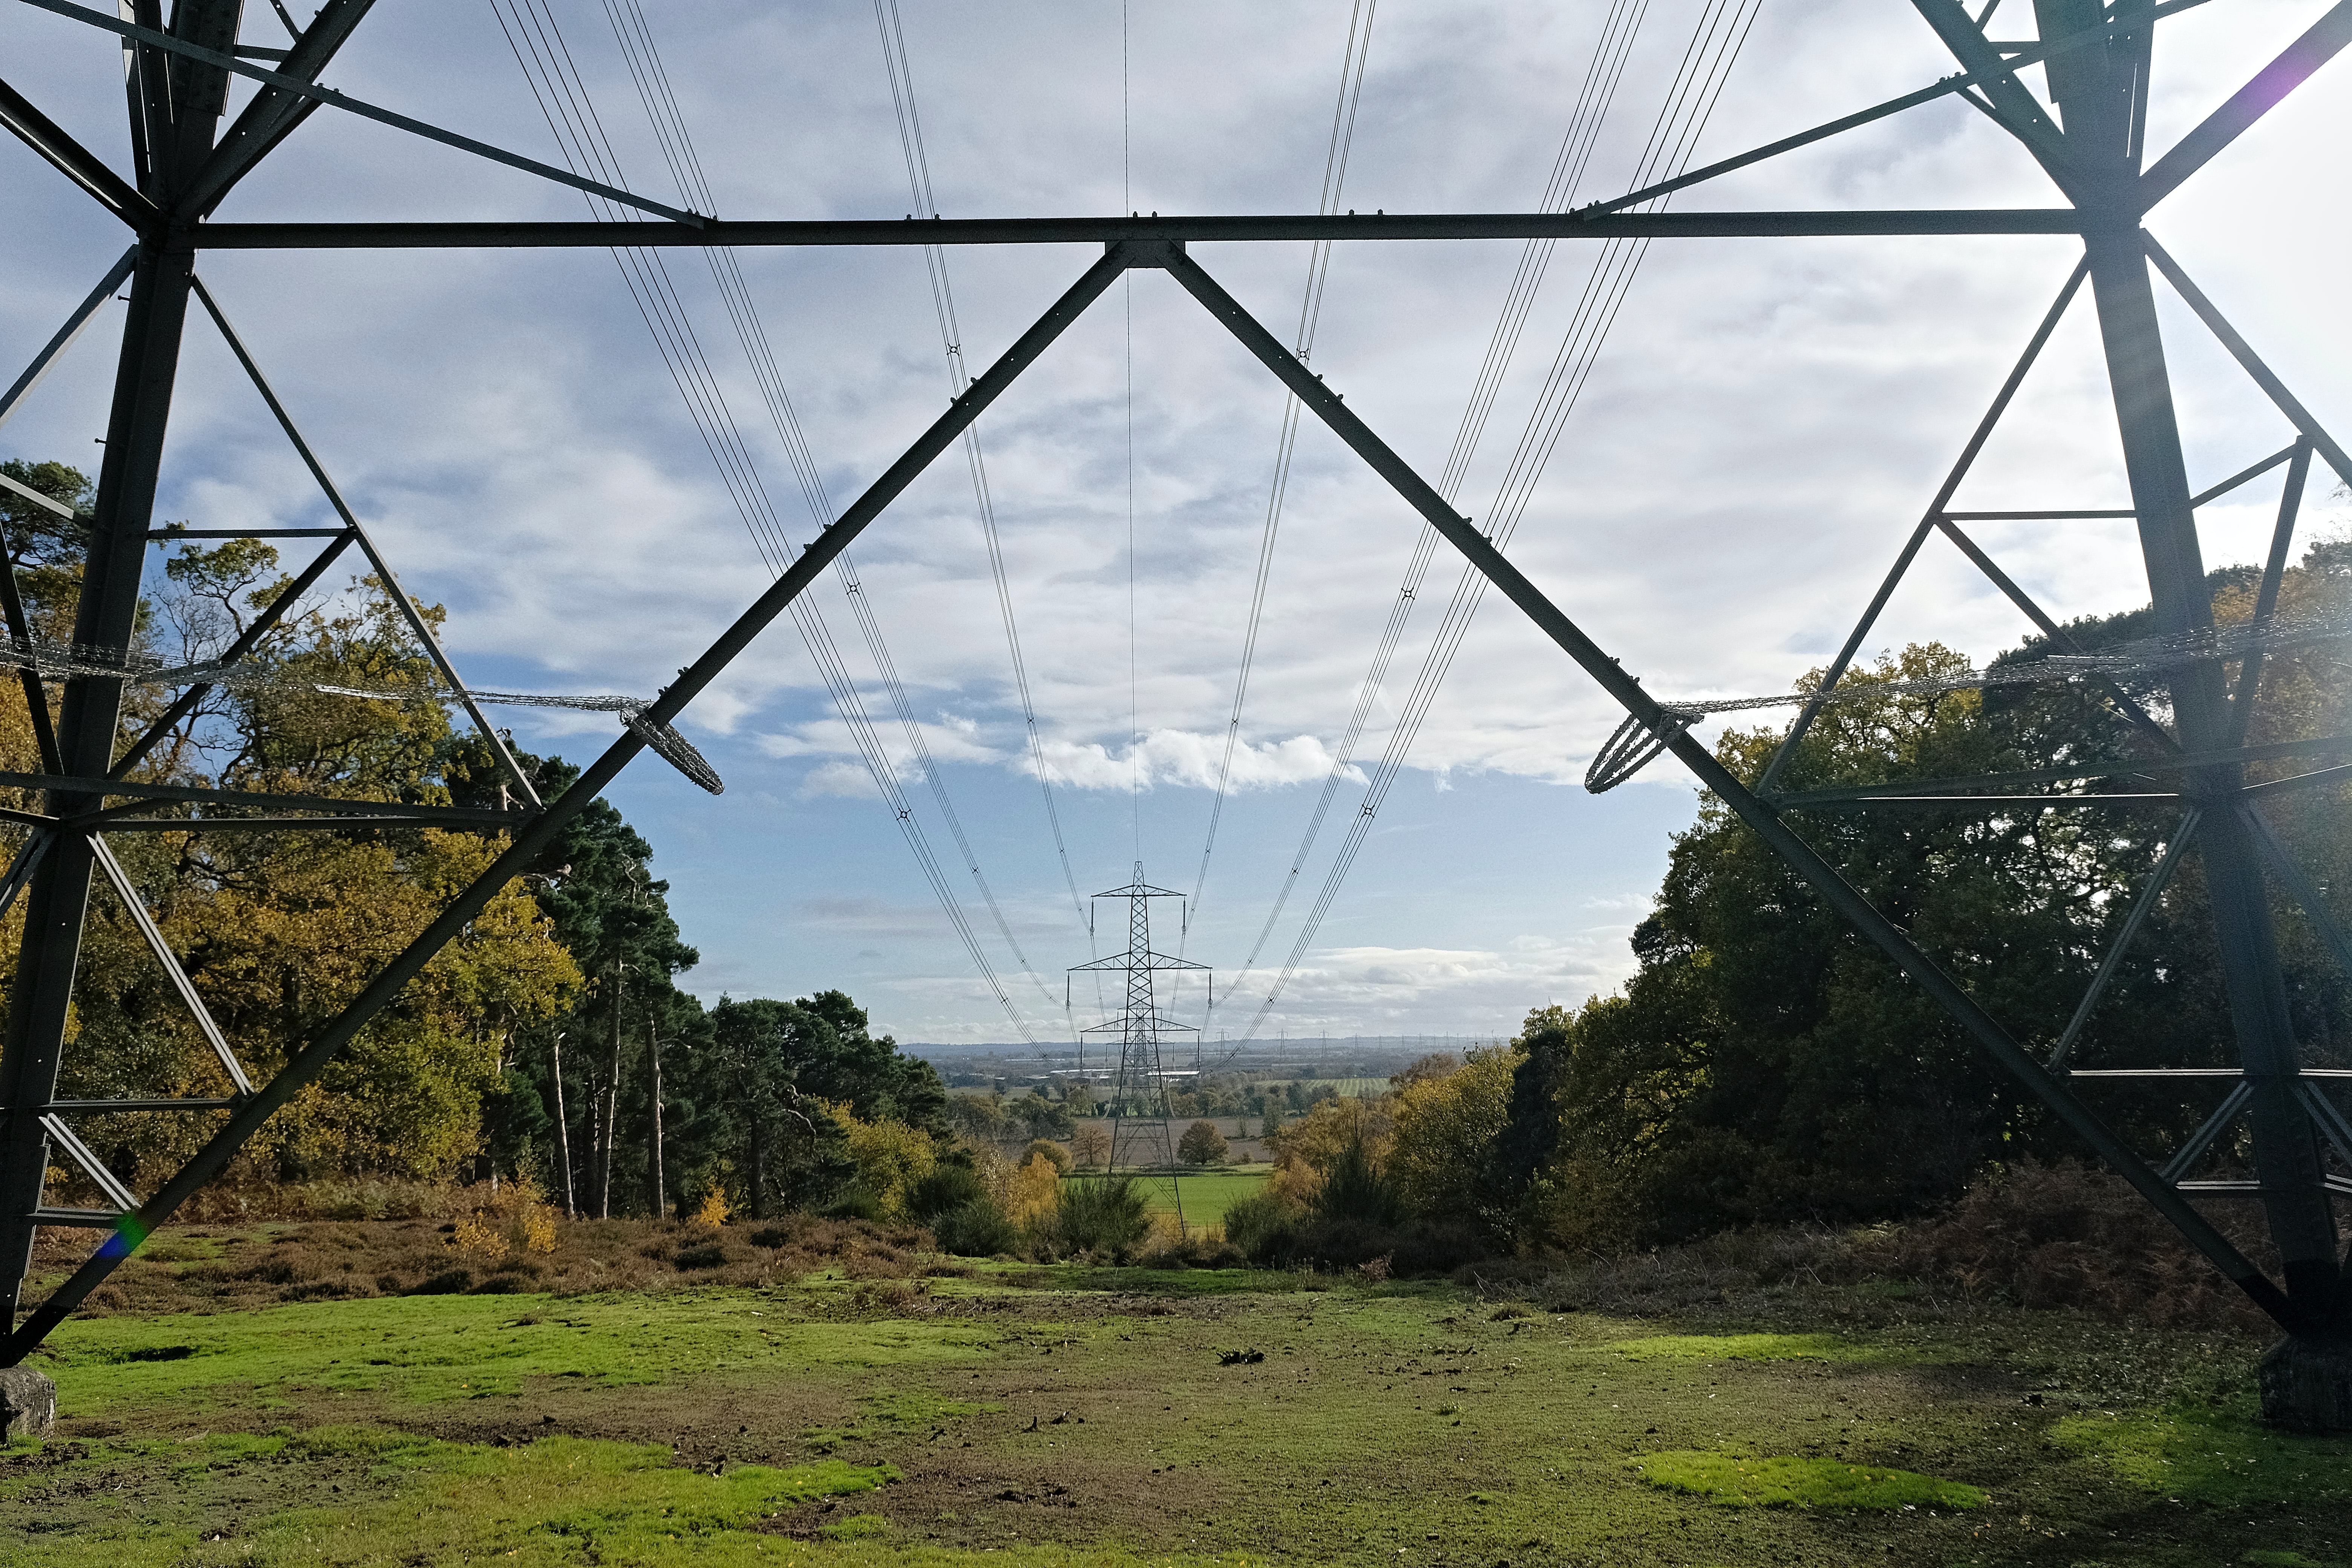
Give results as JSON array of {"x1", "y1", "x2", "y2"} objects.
[{"x1": 1070, "y1": 865, "x2": 1207, "y2": 1186}]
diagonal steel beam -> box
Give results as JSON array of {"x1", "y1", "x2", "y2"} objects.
[
  {"x1": 187, "y1": 277, "x2": 542, "y2": 808},
  {"x1": 1578, "y1": 0, "x2": 2212, "y2": 221},
  {"x1": 109, "y1": 528, "x2": 359, "y2": 780},
  {"x1": 2048, "y1": 808, "x2": 2202, "y2": 1071},
  {"x1": 2144, "y1": 234, "x2": 2352, "y2": 490},
  {"x1": 0, "y1": 75, "x2": 155, "y2": 222},
  {"x1": 2228, "y1": 439, "x2": 2313, "y2": 748},
  {"x1": 1155, "y1": 242, "x2": 2290, "y2": 1327},
  {"x1": 2160, "y1": 1080, "x2": 2251, "y2": 1184},
  {"x1": 2138, "y1": 1, "x2": 2352, "y2": 209},
  {"x1": 1758, "y1": 258, "x2": 2089, "y2": 795},
  {"x1": 2242, "y1": 805, "x2": 2352, "y2": 990},
  {"x1": 0, "y1": 245, "x2": 138, "y2": 435},
  {"x1": 0, "y1": 511, "x2": 64, "y2": 776},
  {"x1": 34, "y1": 1114, "x2": 137, "y2": 1213},
  {"x1": 87, "y1": 833, "x2": 252, "y2": 1095},
  {"x1": 1932, "y1": 513, "x2": 2182, "y2": 756},
  {"x1": 23, "y1": 0, "x2": 706, "y2": 227},
  {"x1": 2192, "y1": 443, "x2": 2299, "y2": 510},
  {"x1": 0, "y1": 249, "x2": 1128, "y2": 1360},
  {"x1": 178, "y1": 0, "x2": 376, "y2": 219},
  {"x1": 0, "y1": 831, "x2": 52, "y2": 927},
  {"x1": 1908, "y1": 0, "x2": 2086, "y2": 197}
]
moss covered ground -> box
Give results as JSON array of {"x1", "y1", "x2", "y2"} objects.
[{"x1": 7, "y1": 1230, "x2": 2351, "y2": 1567}]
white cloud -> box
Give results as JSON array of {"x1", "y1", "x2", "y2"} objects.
[
  {"x1": 1035, "y1": 729, "x2": 1362, "y2": 792},
  {"x1": 3, "y1": 0, "x2": 2341, "y2": 1038}
]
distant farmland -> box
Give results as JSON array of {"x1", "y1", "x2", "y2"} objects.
[{"x1": 1121, "y1": 1165, "x2": 1270, "y2": 1230}]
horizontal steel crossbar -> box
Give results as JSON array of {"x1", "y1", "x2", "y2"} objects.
[{"x1": 187, "y1": 210, "x2": 2093, "y2": 250}]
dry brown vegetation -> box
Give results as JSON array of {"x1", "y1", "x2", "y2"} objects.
[
  {"x1": 31, "y1": 1198, "x2": 934, "y2": 1319},
  {"x1": 1482, "y1": 1160, "x2": 2276, "y2": 1335}
]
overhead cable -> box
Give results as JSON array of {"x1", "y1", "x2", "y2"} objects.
[
  {"x1": 1217, "y1": 0, "x2": 1653, "y2": 1016},
  {"x1": 488, "y1": 0, "x2": 1038, "y2": 1041},
  {"x1": 1234, "y1": 0, "x2": 1765, "y2": 1039},
  {"x1": 1184, "y1": 0, "x2": 1382, "y2": 951},
  {"x1": 874, "y1": 0, "x2": 1096, "y2": 955}
]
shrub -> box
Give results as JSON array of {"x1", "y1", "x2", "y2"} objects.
[
  {"x1": 1867, "y1": 1158, "x2": 2269, "y2": 1329},
  {"x1": 1222, "y1": 1192, "x2": 1301, "y2": 1268},
  {"x1": 1140, "y1": 1228, "x2": 1246, "y2": 1269},
  {"x1": 906, "y1": 1161, "x2": 989, "y2": 1222},
  {"x1": 673, "y1": 1243, "x2": 729, "y2": 1270},
  {"x1": 1312, "y1": 1134, "x2": 1404, "y2": 1226},
  {"x1": 825, "y1": 1101, "x2": 939, "y2": 1220},
  {"x1": 1002, "y1": 1152, "x2": 1062, "y2": 1229},
  {"x1": 1178, "y1": 1120, "x2": 1230, "y2": 1166},
  {"x1": 931, "y1": 1199, "x2": 1016, "y2": 1257},
  {"x1": 519, "y1": 1205, "x2": 559, "y2": 1255},
  {"x1": 1024, "y1": 1138, "x2": 1073, "y2": 1174},
  {"x1": 694, "y1": 1188, "x2": 730, "y2": 1228},
  {"x1": 1044, "y1": 1175, "x2": 1152, "y2": 1261},
  {"x1": 451, "y1": 1212, "x2": 509, "y2": 1263}
]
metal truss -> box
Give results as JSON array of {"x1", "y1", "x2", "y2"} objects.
[
  {"x1": 1, "y1": 0, "x2": 2349, "y2": 1367},
  {"x1": 1070, "y1": 866, "x2": 1207, "y2": 1177}
]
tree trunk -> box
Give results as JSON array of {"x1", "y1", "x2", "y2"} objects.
[
  {"x1": 647, "y1": 1019, "x2": 666, "y2": 1219},
  {"x1": 551, "y1": 1032, "x2": 576, "y2": 1219},
  {"x1": 599, "y1": 963, "x2": 624, "y2": 1219},
  {"x1": 747, "y1": 1113, "x2": 767, "y2": 1221}
]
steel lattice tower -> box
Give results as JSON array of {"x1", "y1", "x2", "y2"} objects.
[
  {"x1": 3, "y1": 0, "x2": 2351, "y2": 1424},
  {"x1": 1071, "y1": 865, "x2": 1206, "y2": 1181}
]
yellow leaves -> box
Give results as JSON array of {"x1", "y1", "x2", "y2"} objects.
[
  {"x1": 452, "y1": 1211, "x2": 511, "y2": 1263},
  {"x1": 1003, "y1": 1152, "x2": 1061, "y2": 1229},
  {"x1": 1388, "y1": 1046, "x2": 1519, "y2": 1217},
  {"x1": 822, "y1": 1101, "x2": 937, "y2": 1220},
  {"x1": 520, "y1": 1205, "x2": 559, "y2": 1256},
  {"x1": 1265, "y1": 1095, "x2": 1393, "y2": 1207},
  {"x1": 693, "y1": 1188, "x2": 731, "y2": 1229}
]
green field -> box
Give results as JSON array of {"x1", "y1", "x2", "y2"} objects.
[
  {"x1": 1121, "y1": 1165, "x2": 1271, "y2": 1230},
  {"x1": 6, "y1": 1230, "x2": 2348, "y2": 1567}
]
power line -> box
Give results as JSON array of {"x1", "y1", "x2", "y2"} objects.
[
  {"x1": 872, "y1": 0, "x2": 1096, "y2": 954},
  {"x1": 490, "y1": 0, "x2": 1040, "y2": 1042},
  {"x1": 1233, "y1": 0, "x2": 1766, "y2": 1039},
  {"x1": 1219, "y1": 0, "x2": 1653, "y2": 1009},
  {"x1": 1185, "y1": 0, "x2": 1382, "y2": 949}
]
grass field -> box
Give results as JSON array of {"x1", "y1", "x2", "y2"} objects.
[
  {"x1": 1122, "y1": 1165, "x2": 1270, "y2": 1230},
  {"x1": 7, "y1": 1225, "x2": 2350, "y2": 1567}
]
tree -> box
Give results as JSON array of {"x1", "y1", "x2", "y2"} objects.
[
  {"x1": 1071, "y1": 1124, "x2": 1112, "y2": 1169},
  {"x1": 1386, "y1": 1046, "x2": 1518, "y2": 1224},
  {"x1": 1024, "y1": 1137, "x2": 1072, "y2": 1173},
  {"x1": 6, "y1": 528, "x2": 586, "y2": 1190},
  {"x1": 669, "y1": 989, "x2": 950, "y2": 1219},
  {"x1": 1533, "y1": 548, "x2": 2352, "y2": 1243},
  {"x1": 1014, "y1": 1093, "x2": 1075, "y2": 1140},
  {"x1": 1178, "y1": 1119, "x2": 1230, "y2": 1166}
]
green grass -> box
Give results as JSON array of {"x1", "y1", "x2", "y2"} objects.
[
  {"x1": 11, "y1": 1254, "x2": 2350, "y2": 1566},
  {"x1": 2052, "y1": 1395, "x2": 2352, "y2": 1505},
  {"x1": 34, "y1": 1288, "x2": 997, "y2": 1418},
  {"x1": 1606, "y1": 1332, "x2": 1940, "y2": 1366},
  {"x1": 1125, "y1": 1167, "x2": 1269, "y2": 1230},
  {"x1": 0, "y1": 1427, "x2": 894, "y2": 1568},
  {"x1": 1630, "y1": 1451, "x2": 1986, "y2": 1510}
]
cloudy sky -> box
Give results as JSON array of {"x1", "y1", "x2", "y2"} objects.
[{"x1": 5, "y1": 0, "x2": 2348, "y2": 1046}]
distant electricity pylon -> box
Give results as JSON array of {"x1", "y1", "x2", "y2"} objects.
[{"x1": 1070, "y1": 865, "x2": 1208, "y2": 1187}]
